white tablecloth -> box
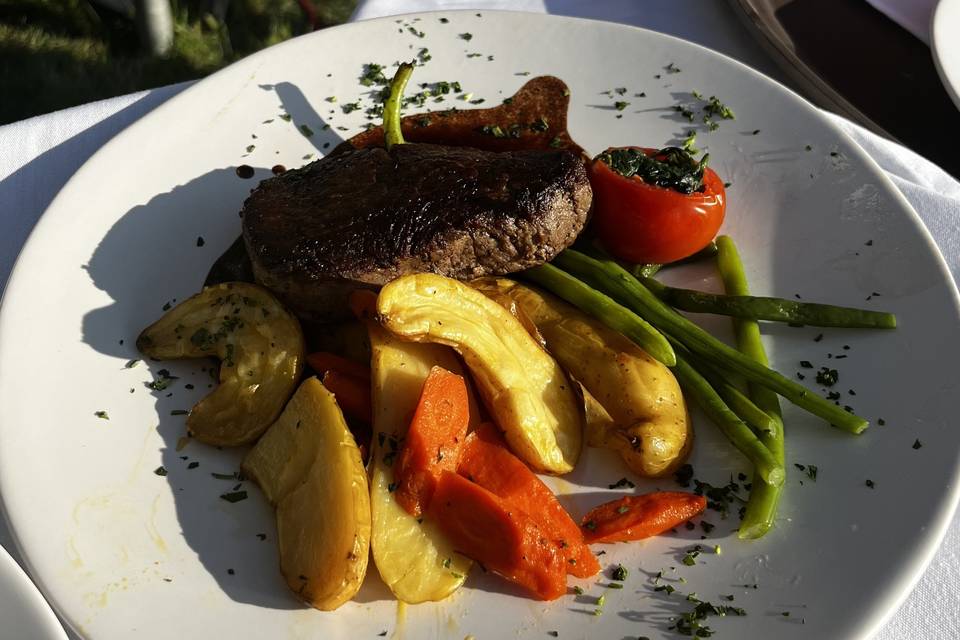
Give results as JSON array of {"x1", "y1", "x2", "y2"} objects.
[{"x1": 1, "y1": 1, "x2": 958, "y2": 638}]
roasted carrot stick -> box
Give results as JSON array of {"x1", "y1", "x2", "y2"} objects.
[
  {"x1": 348, "y1": 289, "x2": 378, "y2": 321},
  {"x1": 580, "y1": 492, "x2": 707, "y2": 543},
  {"x1": 307, "y1": 351, "x2": 371, "y2": 382},
  {"x1": 321, "y1": 370, "x2": 372, "y2": 424},
  {"x1": 393, "y1": 366, "x2": 470, "y2": 517},
  {"x1": 457, "y1": 423, "x2": 599, "y2": 578},
  {"x1": 428, "y1": 471, "x2": 567, "y2": 600}
]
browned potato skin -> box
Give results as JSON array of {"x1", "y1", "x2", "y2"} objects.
[
  {"x1": 473, "y1": 278, "x2": 692, "y2": 478},
  {"x1": 137, "y1": 282, "x2": 304, "y2": 446},
  {"x1": 244, "y1": 378, "x2": 370, "y2": 610},
  {"x1": 377, "y1": 274, "x2": 583, "y2": 474}
]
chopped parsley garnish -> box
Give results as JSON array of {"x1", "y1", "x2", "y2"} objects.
[
  {"x1": 170, "y1": 409, "x2": 189, "y2": 416},
  {"x1": 298, "y1": 124, "x2": 314, "y2": 137},
  {"x1": 94, "y1": 410, "x2": 109, "y2": 420},
  {"x1": 124, "y1": 359, "x2": 139, "y2": 368},
  {"x1": 573, "y1": 585, "x2": 584, "y2": 595},
  {"x1": 665, "y1": 62, "x2": 681, "y2": 73},
  {"x1": 865, "y1": 479, "x2": 875, "y2": 489},
  {"x1": 693, "y1": 478, "x2": 746, "y2": 519},
  {"x1": 459, "y1": 32, "x2": 473, "y2": 41},
  {"x1": 612, "y1": 564, "x2": 628, "y2": 581},
  {"x1": 187, "y1": 461, "x2": 199, "y2": 470},
  {"x1": 531, "y1": 117, "x2": 550, "y2": 132},
  {"x1": 596, "y1": 146, "x2": 709, "y2": 194},
  {"x1": 608, "y1": 477, "x2": 635, "y2": 489},
  {"x1": 614, "y1": 101, "x2": 629, "y2": 111},
  {"x1": 816, "y1": 367, "x2": 839, "y2": 386},
  {"x1": 220, "y1": 490, "x2": 248, "y2": 503},
  {"x1": 675, "y1": 463, "x2": 694, "y2": 487},
  {"x1": 154, "y1": 466, "x2": 167, "y2": 476},
  {"x1": 913, "y1": 439, "x2": 923, "y2": 449},
  {"x1": 703, "y1": 95, "x2": 735, "y2": 120}
]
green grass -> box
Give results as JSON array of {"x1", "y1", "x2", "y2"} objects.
[{"x1": 0, "y1": 0, "x2": 357, "y2": 124}]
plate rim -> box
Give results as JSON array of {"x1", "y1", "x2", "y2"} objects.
[
  {"x1": 1, "y1": 9, "x2": 959, "y2": 639},
  {"x1": 931, "y1": 0, "x2": 960, "y2": 110}
]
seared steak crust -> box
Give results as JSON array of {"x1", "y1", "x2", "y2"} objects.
[{"x1": 241, "y1": 142, "x2": 591, "y2": 320}]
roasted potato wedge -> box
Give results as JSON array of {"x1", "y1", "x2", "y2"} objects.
[
  {"x1": 365, "y1": 321, "x2": 473, "y2": 603},
  {"x1": 244, "y1": 377, "x2": 370, "y2": 610},
  {"x1": 377, "y1": 274, "x2": 582, "y2": 474},
  {"x1": 137, "y1": 282, "x2": 304, "y2": 446},
  {"x1": 473, "y1": 278, "x2": 691, "y2": 477}
]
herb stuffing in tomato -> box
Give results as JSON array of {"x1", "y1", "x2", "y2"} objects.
[{"x1": 589, "y1": 146, "x2": 726, "y2": 264}]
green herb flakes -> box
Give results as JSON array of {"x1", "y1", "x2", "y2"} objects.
[
  {"x1": 816, "y1": 367, "x2": 839, "y2": 386},
  {"x1": 608, "y1": 477, "x2": 635, "y2": 489},
  {"x1": 94, "y1": 410, "x2": 109, "y2": 420},
  {"x1": 612, "y1": 564, "x2": 628, "y2": 581},
  {"x1": 220, "y1": 490, "x2": 248, "y2": 503},
  {"x1": 124, "y1": 359, "x2": 139, "y2": 368},
  {"x1": 459, "y1": 32, "x2": 473, "y2": 41},
  {"x1": 154, "y1": 466, "x2": 167, "y2": 476}
]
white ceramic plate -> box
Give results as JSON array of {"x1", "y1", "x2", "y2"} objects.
[
  {"x1": 0, "y1": 545, "x2": 68, "y2": 640},
  {"x1": 2, "y1": 11, "x2": 959, "y2": 640},
  {"x1": 933, "y1": 0, "x2": 960, "y2": 109}
]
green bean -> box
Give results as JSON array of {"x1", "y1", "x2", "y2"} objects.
[
  {"x1": 522, "y1": 263, "x2": 676, "y2": 366},
  {"x1": 631, "y1": 263, "x2": 662, "y2": 279},
  {"x1": 552, "y1": 250, "x2": 869, "y2": 434},
  {"x1": 714, "y1": 236, "x2": 786, "y2": 539},
  {"x1": 671, "y1": 351, "x2": 783, "y2": 487},
  {"x1": 641, "y1": 277, "x2": 896, "y2": 329},
  {"x1": 383, "y1": 62, "x2": 414, "y2": 149},
  {"x1": 627, "y1": 241, "x2": 718, "y2": 280},
  {"x1": 682, "y1": 349, "x2": 778, "y2": 436}
]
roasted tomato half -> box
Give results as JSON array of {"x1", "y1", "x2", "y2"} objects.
[{"x1": 589, "y1": 146, "x2": 726, "y2": 265}]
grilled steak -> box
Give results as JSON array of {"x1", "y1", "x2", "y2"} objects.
[{"x1": 242, "y1": 142, "x2": 591, "y2": 321}]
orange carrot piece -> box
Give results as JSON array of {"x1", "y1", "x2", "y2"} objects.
[
  {"x1": 580, "y1": 492, "x2": 707, "y2": 544},
  {"x1": 306, "y1": 351, "x2": 371, "y2": 382},
  {"x1": 458, "y1": 423, "x2": 599, "y2": 578},
  {"x1": 348, "y1": 289, "x2": 378, "y2": 321},
  {"x1": 321, "y1": 370, "x2": 372, "y2": 424},
  {"x1": 393, "y1": 366, "x2": 470, "y2": 517},
  {"x1": 428, "y1": 471, "x2": 568, "y2": 600}
]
